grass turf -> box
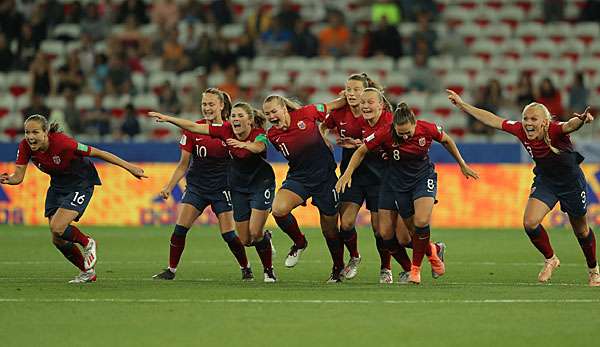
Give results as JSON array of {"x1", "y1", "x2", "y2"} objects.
[{"x1": 0, "y1": 225, "x2": 598, "y2": 347}]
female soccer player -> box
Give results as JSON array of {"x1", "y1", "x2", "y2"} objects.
[
  {"x1": 0, "y1": 115, "x2": 146, "y2": 283},
  {"x1": 337, "y1": 102, "x2": 479, "y2": 284},
  {"x1": 263, "y1": 94, "x2": 348, "y2": 282},
  {"x1": 151, "y1": 88, "x2": 251, "y2": 281},
  {"x1": 148, "y1": 102, "x2": 277, "y2": 282},
  {"x1": 447, "y1": 89, "x2": 599, "y2": 286}
]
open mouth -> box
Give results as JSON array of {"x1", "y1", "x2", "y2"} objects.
[
  {"x1": 525, "y1": 125, "x2": 536, "y2": 136},
  {"x1": 362, "y1": 108, "x2": 373, "y2": 117},
  {"x1": 232, "y1": 120, "x2": 241, "y2": 128},
  {"x1": 270, "y1": 118, "x2": 280, "y2": 126}
]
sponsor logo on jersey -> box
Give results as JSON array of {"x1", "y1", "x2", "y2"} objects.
[
  {"x1": 419, "y1": 137, "x2": 426, "y2": 146},
  {"x1": 52, "y1": 156, "x2": 61, "y2": 165},
  {"x1": 297, "y1": 121, "x2": 306, "y2": 130}
]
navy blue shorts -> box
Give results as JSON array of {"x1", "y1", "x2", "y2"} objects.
[
  {"x1": 45, "y1": 186, "x2": 94, "y2": 222},
  {"x1": 530, "y1": 174, "x2": 588, "y2": 217},
  {"x1": 181, "y1": 188, "x2": 233, "y2": 215},
  {"x1": 231, "y1": 184, "x2": 275, "y2": 222},
  {"x1": 341, "y1": 183, "x2": 380, "y2": 212},
  {"x1": 378, "y1": 172, "x2": 438, "y2": 218},
  {"x1": 281, "y1": 173, "x2": 339, "y2": 216}
]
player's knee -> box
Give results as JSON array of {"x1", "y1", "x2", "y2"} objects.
[
  {"x1": 340, "y1": 218, "x2": 355, "y2": 232},
  {"x1": 271, "y1": 205, "x2": 290, "y2": 218},
  {"x1": 413, "y1": 216, "x2": 430, "y2": 229},
  {"x1": 50, "y1": 233, "x2": 64, "y2": 246},
  {"x1": 49, "y1": 222, "x2": 67, "y2": 236},
  {"x1": 239, "y1": 233, "x2": 252, "y2": 246},
  {"x1": 523, "y1": 217, "x2": 540, "y2": 231}
]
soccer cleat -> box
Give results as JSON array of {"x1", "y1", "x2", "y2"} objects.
[
  {"x1": 284, "y1": 239, "x2": 308, "y2": 268},
  {"x1": 379, "y1": 268, "x2": 393, "y2": 284},
  {"x1": 264, "y1": 268, "x2": 277, "y2": 283},
  {"x1": 68, "y1": 269, "x2": 96, "y2": 283},
  {"x1": 326, "y1": 267, "x2": 344, "y2": 283},
  {"x1": 241, "y1": 267, "x2": 254, "y2": 281},
  {"x1": 397, "y1": 271, "x2": 410, "y2": 284},
  {"x1": 82, "y1": 238, "x2": 97, "y2": 270},
  {"x1": 538, "y1": 255, "x2": 560, "y2": 282},
  {"x1": 588, "y1": 265, "x2": 600, "y2": 287},
  {"x1": 342, "y1": 256, "x2": 361, "y2": 279},
  {"x1": 427, "y1": 242, "x2": 445, "y2": 279},
  {"x1": 409, "y1": 265, "x2": 421, "y2": 284},
  {"x1": 152, "y1": 268, "x2": 176, "y2": 280},
  {"x1": 264, "y1": 230, "x2": 276, "y2": 257}
]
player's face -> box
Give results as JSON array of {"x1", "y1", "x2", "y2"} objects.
[
  {"x1": 360, "y1": 91, "x2": 382, "y2": 121},
  {"x1": 345, "y1": 80, "x2": 364, "y2": 107},
  {"x1": 202, "y1": 93, "x2": 224, "y2": 121},
  {"x1": 522, "y1": 107, "x2": 547, "y2": 140},
  {"x1": 24, "y1": 120, "x2": 48, "y2": 152},
  {"x1": 393, "y1": 121, "x2": 415, "y2": 141},
  {"x1": 263, "y1": 100, "x2": 288, "y2": 129},
  {"x1": 231, "y1": 107, "x2": 252, "y2": 135}
]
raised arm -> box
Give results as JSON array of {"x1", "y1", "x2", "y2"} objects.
[
  {"x1": 438, "y1": 132, "x2": 479, "y2": 180},
  {"x1": 89, "y1": 148, "x2": 147, "y2": 179},
  {"x1": 160, "y1": 150, "x2": 190, "y2": 200},
  {"x1": 335, "y1": 144, "x2": 368, "y2": 193},
  {"x1": 225, "y1": 138, "x2": 267, "y2": 154},
  {"x1": 562, "y1": 106, "x2": 595, "y2": 134},
  {"x1": 148, "y1": 111, "x2": 209, "y2": 134},
  {"x1": 325, "y1": 94, "x2": 347, "y2": 112},
  {"x1": 0, "y1": 165, "x2": 27, "y2": 185},
  {"x1": 446, "y1": 89, "x2": 505, "y2": 130}
]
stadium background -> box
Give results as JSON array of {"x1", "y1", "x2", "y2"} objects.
[{"x1": 1, "y1": 0, "x2": 600, "y2": 228}]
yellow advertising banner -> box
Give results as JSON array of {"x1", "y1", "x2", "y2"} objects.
[{"x1": 1, "y1": 163, "x2": 599, "y2": 228}]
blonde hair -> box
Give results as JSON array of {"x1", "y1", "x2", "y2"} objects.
[
  {"x1": 263, "y1": 94, "x2": 302, "y2": 112},
  {"x1": 203, "y1": 88, "x2": 232, "y2": 120},
  {"x1": 522, "y1": 102, "x2": 559, "y2": 154},
  {"x1": 233, "y1": 102, "x2": 267, "y2": 129},
  {"x1": 362, "y1": 87, "x2": 393, "y2": 112}
]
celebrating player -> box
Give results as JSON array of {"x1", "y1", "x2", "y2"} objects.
[
  {"x1": 148, "y1": 101, "x2": 277, "y2": 282},
  {"x1": 447, "y1": 89, "x2": 599, "y2": 286},
  {"x1": 0, "y1": 115, "x2": 146, "y2": 283},
  {"x1": 151, "y1": 88, "x2": 251, "y2": 281},
  {"x1": 337, "y1": 102, "x2": 479, "y2": 284}
]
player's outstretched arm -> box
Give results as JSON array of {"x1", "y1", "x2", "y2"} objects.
[
  {"x1": 438, "y1": 132, "x2": 479, "y2": 180},
  {"x1": 446, "y1": 89, "x2": 505, "y2": 130},
  {"x1": 325, "y1": 92, "x2": 347, "y2": 112},
  {"x1": 562, "y1": 106, "x2": 595, "y2": 134},
  {"x1": 160, "y1": 150, "x2": 190, "y2": 200},
  {"x1": 89, "y1": 148, "x2": 148, "y2": 180},
  {"x1": 225, "y1": 138, "x2": 267, "y2": 154},
  {"x1": 0, "y1": 165, "x2": 27, "y2": 185},
  {"x1": 336, "y1": 144, "x2": 368, "y2": 193},
  {"x1": 147, "y1": 111, "x2": 209, "y2": 134}
]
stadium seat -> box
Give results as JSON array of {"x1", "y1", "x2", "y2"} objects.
[
  {"x1": 428, "y1": 93, "x2": 453, "y2": 118},
  {"x1": 481, "y1": 22, "x2": 512, "y2": 44},
  {"x1": 220, "y1": 23, "x2": 244, "y2": 40},
  {"x1": 489, "y1": 56, "x2": 518, "y2": 75},
  {"x1": 305, "y1": 57, "x2": 336, "y2": 75},
  {"x1": 133, "y1": 94, "x2": 159, "y2": 116},
  {"x1": 457, "y1": 56, "x2": 485, "y2": 78},
  {"x1": 457, "y1": 23, "x2": 481, "y2": 46},
  {"x1": 515, "y1": 22, "x2": 545, "y2": 46},
  {"x1": 500, "y1": 39, "x2": 526, "y2": 60},
  {"x1": 559, "y1": 39, "x2": 586, "y2": 62},
  {"x1": 517, "y1": 57, "x2": 545, "y2": 75},
  {"x1": 131, "y1": 73, "x2": 147, "y2": 94},
  {"x1": 470, "y1": 39, "x2": 497, "y2": 62},
  {"x1": 341, "y1": 57, "x2": 369, "y2": 75},
  {"x1": 39, "y1": 40, "x2": 65, "y2": 61},
  {"x1": 443, "y1": 71, "x2": 471, "y2": 95},
  {"x1": 295, "y1": 70, "x2": 324, "y2": 96},
  {"x1": 75, "y1": 94, "x2": 95, "y2": 112},
  {"x1": 207, "y1": 72, "x2": 224, "y2": 87},
  {"x1": 574, "y1": 22, "x2": 600, "y2": 46},
  {"x1": 428, "y1": 55, "x2": 455, "y2": 76},
  {"x1": 576, "y1": 57, "x2": 600, "y2": 80},
  {"x1": 148, "y1": 71, "x2": 177, "y2": 95},
  {"x1": 7, "y1": 71, "x2": 29, "y2": 97},
  {"x1": 308, "y1": 91, "x2": 337, "y2": 106},
  {"x1": 102, "y1": 95, "x2": 128, "y2": 118},
  {"x1": 280, "y1": 57, "x2": 309, "y2": 77},
  {"x1": 266, "y1": 71, "x2": 291, "y2": 92},
  {"x1": 45, "y1": 96, "x2": 66, "y2": 110},
  {"x1": 546, "y1": 22, "x2": 573, "y2": 44},
  {"x1": 497, "y1": 6, "x2": 525, "y2": 29},
  {"x1": 399, "y1": 92, "x2": 427, "y2": 117},
  {"x1": 238, "y1": 70, "x2": 262, "y2": 95},
  {"x1": 588, "y1": 41, "x2": 600, "y2": 58},
  {"x1": 0, "y1": 112, "x2": 21, "y2": 140},
  {"x1": 361, "y1": 56, "x2": 395, "y2": 77},
  {"x1": 529, "y1": 39, "x2": 557, "y2": 60},
  {"x1": 325, "y1": 72, "x2": 349, "y2": 95},
  {"x1": 251, "y1": 56, "x2": 281, "y2": 74},
  {"x1": 385, "y1": 71, "x2": 409, "y2": 97},
  {"x1": 52, "y1": 23, "x2": 81, "y2": 41},
  {"x1": 0, "y1": 95, "x2": 14, "y2": 118},
  {"x1": 443, "y1": 6, "x2": 476, "y2": 26}
]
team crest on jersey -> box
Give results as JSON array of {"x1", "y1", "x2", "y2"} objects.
[
  {"x1": 52, "y1": 156, "x2": 61, "y2": 165},
  {"x1": 419, "y1": 137, "x2": 426, "y2": 146},
  {"x1": 297, "y1": 121, "x2": 306, "y2": 130}
]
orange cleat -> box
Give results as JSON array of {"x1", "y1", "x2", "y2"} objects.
[
  {"x1": 538, "y1": 255, "x2": 560, "y2": 283},
  {"x1": 427, "y1": 242, "x2": 446, "y2": 279},
  {"x1": 409, "y1": 265, "x2": 421, "y2": 284}
]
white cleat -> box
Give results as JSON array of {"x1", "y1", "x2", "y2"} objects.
[
  {"x1": 397, "y1": 271, "x2": 410, "y2": 284},
  {"x1": 284, "y1": 242, "x2": 307, "y2": 268},
  {"x1": 264, "y1": 268, "x2": 277, "y2": 283},
  {"x1": 83, "y1": 238, "x2": 97, "y2": 270},
  {"x1": 68, "y1": 269, "x2": 97, "y2": 283},
  {"x1": 538, "y1": 254, "x2": 560, "y2": 283},
  {"x1": 589, "y1": 265, "x2": 600, "y2": 287},
  {"x1": 342, "y1": 256, "x2": 361, "y2": 279},
  {"x1": 379, "y1": 268, "x2": 393, "y2": 284}
]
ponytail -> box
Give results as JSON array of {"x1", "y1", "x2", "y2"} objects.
[
  {"x1": 233, "y1": 102, "x2": 267, "y2": 129},
  {"x1": 203, "y1": 88, "x2": 232, "y2": 120},
  {"x1": 264, "y1": 94, "x2": 302, "y2": 112},
  {"x1": 391, "y1": 102, "x2": 415, "y2": 144},
  {"x1": 522, "y1": 102, "x2": 560, "y2": 154},
  {"x1": 24, "y1": 114, "x2": 60, "y2": 133}
]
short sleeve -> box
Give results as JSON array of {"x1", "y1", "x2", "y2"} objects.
[
  {"x1": 322, "y1": 110, "x2": 338, "y2": 129},
  {"x1": 548, "y1": 121, "x2": 565, "y2": 140},
  {"x1": 208, "y1": 122, "x2": 233, "y2": 140},
  {"x1": 179, "y1": 131, "x2": 194, "y2": 153},
  {"x1": 15, "y1": 141, "x2": 31, "y2": 165},
  {"x1": 426, "y1": 122, "x2": 444, "y2": 142},
  {"x1": 365, "y1": 128, "x2": 386, "y2": 151},
  {"x1": 59, "y1": 133, "x2": 91, "y2": 157},
  {"x1": 501, "y1": 120, "x2": 523, "y2": 137},
  {"x1": 302, "y1": 104, "x2": 328, "y2": 122},
  {"x1": 254, "y1": 130, "x2": 269, "y2": 146}
]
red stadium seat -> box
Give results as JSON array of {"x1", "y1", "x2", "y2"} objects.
[
  {"x1": 428, "y1": 93, "x2": 453, "y2": 118},
  {"x1": 515, "y1": 22, "x2": 544, "y2": 46},
  {"x1": 7, "y1": 72, "x2": 29, "y2": 97},
  {"x1": 529, "y1": 39, "x2": 556, "y2": 60},
  {"x1": 385, "y1": 71, "x2": 409, "y2": 97},
  {"x1": 470, "y1": 39, "x2": 497, "y2": 62},
  {"x1": 399, "y1": 92, "x2": 426, "y2": 117},
  {"x1": 325, "y1": 72, "x2": 348, "y2": 95},
  {"x1": 457, "y1": 56, "x2": 485, "y2": 79},
  {"x1": 498, "y1": 6, "x2": 525, "y2": 29},
  {"x1": 266, "y1": 71, "x2": 290, "y2": 92},
  {"x1": 75, "y1": 94, "x2": 95, "y2": 113},
  {"x1": 574, "y1": 23, "x2": 600, "y2": 46},
  {"x1": 546, "y1": 23, "x2": 573, "y2": 44},
  {"x1": 0, "y1": 95, "x2": 14, "y2": 118},
  {"x1": 443, "y1": 72, "x2": 471, "y2": 95},
  {"x1": 133, "y1": 94, "x2": 159, "y2": 116}
]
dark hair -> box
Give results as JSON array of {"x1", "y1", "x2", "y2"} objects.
[
  {"x1": 391, "y1": 103, "x2": 415, "y2": 144},
  {"x1": 347, "y1": 72, "x2": 383, "y2": 91},
  {"x1": 233, "y1": 102, "x2": 267, "y2": 129},
  {"x1": 203, "y1": 88, "x2": 232, "y2": 120},
  {"x1": 24, "y1": 114, "x2": 60, "y2": 133}
]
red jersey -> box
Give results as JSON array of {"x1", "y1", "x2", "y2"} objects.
[
  {"x1": 365, "y1": 120, "x2": 442, "y2": 191},
  {"x1": 502, "y1": 119, "x2": 583, "y2": 182},
  {"x1": 208, "y1": 123, "x2": 275, "y2": 192},
  {"x1": 323, "y1": 104, "x2": 363, "y2": 139},
  {"x1": 16, "y1": 132, "x2": 101, "y2": 190},
  {"x1": 267, "y1": 104, "x2": 336, "y2": 188},
  {"x1": 179, "y1": 119, "x2": 230, "y2": 193}
]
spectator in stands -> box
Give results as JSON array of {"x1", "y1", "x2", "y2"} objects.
[
  {"x1": 151, "y1": 0, "x2": 180, "y2": 31},
  {"x1": 277, "y1": 0, "x2": 301, "y2": 31},
  {"x1": 29, "y1": 3, "x2": 48, "y2": 45},
  {"x1": 0, "y1": 33, "x2": 14, "y2": 71},
  {"x1": 180, "y1": 0, "x2": 203, "y2": 23},
  {"x1": 438, "y1": 19, "x2": 467, "y2": 61},
  {"x1": 180, "y1": 22, "x2": 200, "y2": 55},
  {"x1": 15, "y1": 23, "x2": 38, "y2": 70},
  {"x1": 217, "y1": 64, "x2": 241, "y2": 101},
  {"x1": 411, "y1": 11, "x2": 437, "y2": 55},
  {"x1": 56, "y1": 51, "x2": 85, "y2": 95},
  {"x1": 29, "y1": 52, "x2": 53, "y2": 97},
  {"x1": 105, "y1": 54, "x2": 132, "y2": 95},
  {"x1": 470, "y1": 79, "x2": 504, "y2": 136},
  {"x1": 235, "y1": 33, "x2": 257, "y2": 60},
  {"x1": 407, "y1": 52, "x2": 437, "y2": 93},
  {"x1": 290, "y1": 19, "x2": 319, "y2": 57},
  {"x1": 259, "y1": 16, "x2": 293, "y2": 57},
  {"x1": 22, "y1": 94, "x2": 51, "y2": 122},
  {"x1": 366, "y1": 16, "x2": 402, "y2": 58},
  {"x1": 81, "y1": 2, "x2": 108, "y2": 42},
  {"x1": 158, "y1": 81, "x2": 182, "y2": 115},
  {"x1": 515, "y1": 73, "x2": 535, "y2": 110},
  {"x1": 400, "y1": 0, "x2": 438, "y2": 22},
  {"x1": 568, "y1": 72, "x2": 590, "y2": 118},
  {"x1": 121, "y1": 103, "x2": 141, "y2": 140},
  {"x1": 78, "y1": 33, "x2": 96, "y2": 75},
  {"x1": 579, "y1": 0, "x2": 600, "y2": 22},
  {"x1": 92, "y1": 53, "x2": 109, "y2": 93},
  {"x1": 213, "y1": 34, "x2": 237, "y2": 70},
  {"x1": 544, "y1": 0, "x2": 565, "y2": 22},
  {"x1": 117, "y1": 0, "x2": 148, "y2": 25},
  {"x1": 0, "y1": 0, "x2": 24, "y2": 45},
  {"x1": 536, "y1": 77, "x2": 564, "y2": 119},
  {"x1": 210, "y1": 0, "x2": 234, "y2": 27},
  {"x1": 63, "y1": 88, "x2": 84, "y2": 135},
  {"x1": 319, "y1": 9, "x2": 351, "y2": 57},
  {"x1": 62, "y1": 0, "x2": 83, "y2": 24},
  {"x1": 245, "y1": 4, "x2": 273, "y2": 41},
  {"x1": 188, "y1": 32, "x2": 216, "y2": 70},
  {"x1": 85, "y1": 94, "x2": 112, "y2": 139},
  {"x1": 117, "y1": 15, "x2": 149, "y2": 56},
  {"x1": 161, "y1": 29, "x2": 189, "y2": 73},
  {"x1": 371, "y1": 0, "x2": 401, "y2": 26}
]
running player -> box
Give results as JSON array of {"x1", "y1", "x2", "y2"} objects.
[
  {"x1": 0, "y1": 115, "x2": 146, "y2": 283},
  {"x1": 148, "y1": 102, "x2": 277, "y2": 282},
  {"x1": 263, "y1": 94, "x2": 347, "y2": 282},
  {"x1": 151, "y1": 88, "x2": 250, "y2": 281},
  {"x1": 447, "y1": 89, "x2": 599, "y2": 286},
  {"x1": 337, "y1": 102, "x2": 479, "y2": 284}
]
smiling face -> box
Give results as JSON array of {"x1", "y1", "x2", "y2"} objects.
[
  {"x1": 360, "y1": 90, "x2": 383, "y2": 122},
  {"x1": 345, "y1": 79, "x2": 365, "y2": 107},
  {"x1": 522, "y1": 105, "x2": 549, "y2": 140},
  {"x1": 201, "y1": 92, "x2": 224, "y2": 122},
  {"x1": 263, "y1": 99, "x2": 289, "y2": 129},
  {"x1": 230, "y1": 106, "x2": 253, "y2": 136},
  {"x1": 24, "y1": 119, "x2": 49, "y2": 152},
  {"x1": 393, "y1": 121, "x2": 416, "y2": 141}
]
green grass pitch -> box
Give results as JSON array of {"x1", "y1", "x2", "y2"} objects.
[{"x1": 1, "y1": 225, "x2": 599, "y2": 347}]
